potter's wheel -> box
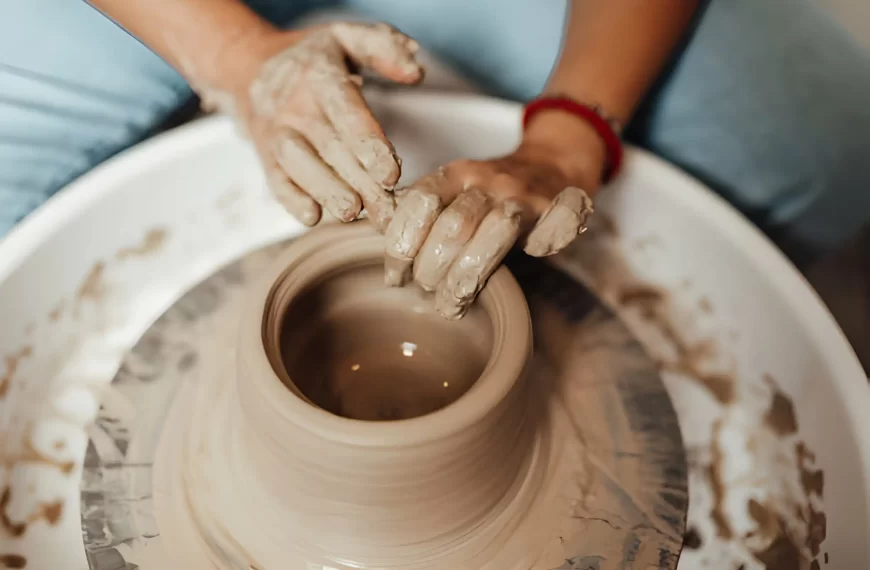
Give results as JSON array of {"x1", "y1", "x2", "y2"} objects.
[
  {"x1": 0, "y1": 91, "x2": 866, "y2": 570},
  {"x1": 80, "y1": 237, "x2": 688, "y2": 569}
]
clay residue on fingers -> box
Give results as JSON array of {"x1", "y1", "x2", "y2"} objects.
[
  {"x1": 413, "y1": 188, "x2": 491, "y2": 290},
  {"x1": 330, "y1": 22, "x2": 423, "y2": 84},
  {"x1": 384, "y1": 189, "x2": 442, "y2": 285},
  {"x1": 435, "y1": 201, "x2": 523, "y2": 319},
  {"x1": 524, "y1": 187, "x2": 593, "y2": 257},
  {"x1": 273, "y1": 134, "x2": 362, "y2": 222},
  {"x1": 316, "y1": 78, "x2": 402, "y2": 190}
]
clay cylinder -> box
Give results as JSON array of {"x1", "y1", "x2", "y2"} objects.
[{"x1": 235, "y1": 222, "x2": 535, "y2": 566}]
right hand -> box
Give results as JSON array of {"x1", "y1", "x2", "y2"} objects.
[{"x1": 210, "y1": 22, "x2": 424, "y2": 230}]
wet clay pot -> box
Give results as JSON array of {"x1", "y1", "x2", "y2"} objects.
[{"x1": 233, "y1": 221, "x2": 538, "y2": 567}]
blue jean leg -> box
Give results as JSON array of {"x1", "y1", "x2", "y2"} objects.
[
  {"x1": 0, "y1": 0, "x2": 328, "y2": 235},
  {"x1": 630, "y1": 0, "x2": 870, "y2": 262}
]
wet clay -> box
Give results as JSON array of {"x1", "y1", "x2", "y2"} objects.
[
  {"x1": 245, "y1": 22, "x2": 423, "y2": 230},
  {"x1": 280, "y1": 263, "x2": 492, "y2": 420},
  {"x1": 148, "y1": 223, "x2": 686, "y2": 569}
]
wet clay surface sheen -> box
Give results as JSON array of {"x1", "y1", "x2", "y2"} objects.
[
  {"x1": 80, "y1": 229, "x2": 688, "y2": 570},
  {"x1": 280, "y1": 263, "x2": 491, "y2": 420}
]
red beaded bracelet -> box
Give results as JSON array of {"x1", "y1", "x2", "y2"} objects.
[{"x1": 522, "y1": 96, "x2": 624, "y2": 183}]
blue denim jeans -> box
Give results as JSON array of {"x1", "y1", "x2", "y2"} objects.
[{"x1": 2, "y1": 0, "x2": 869, "y2": 263}]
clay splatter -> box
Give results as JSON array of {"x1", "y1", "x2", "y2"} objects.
[
  {"x1": 747, "y1": 498, "x2": 780, "y2": 542},
  {"x1": 764, "y1": 376, "x2": 798, "y2": 436},
  {"x1": 48, "y1": 300, "x2": 65, "y2": 322},
  {"x1": 707, "y1": 420, "x2": 732, "y2": 539},
  {"x1": 0, "y1": 347, "x2": 32, "y2": 400},
  {"x1": 0, "y1": 488, "x2": 65, "y2": 538},
  {"x1": 0, "y1": 554, "x2": 26, "y2": 569},
  {"x1": 753, "y1": 532, "x2": 803, "y2": 570},
  {"x1": 616, "y1": 285, "x2": 735, "y2": 404},
  {"x1": 76, "y1": 262, "x2": 106, "y2": 302},
  {"x1": 115, "y1": 228, "x2": 169, "y2": 260},
  {"x1": 683, "y1": 527, "x2": 702, "y2": 549},
  {"x1": 0, "y1": 489, "x2": 25, "y2": 537}
]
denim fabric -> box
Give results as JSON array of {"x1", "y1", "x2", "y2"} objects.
[{"x1": 2, "y1": 0, "x2": 868, "y2": 260}]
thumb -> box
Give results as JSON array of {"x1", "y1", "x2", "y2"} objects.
[{"x1": 330, "y1": 22, "x2": 424, "y2": 84}]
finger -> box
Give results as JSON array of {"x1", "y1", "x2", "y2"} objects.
[
  {"x1": 435, "y1": 201, "x2": 524, "y2": 320},
  {"x1": 329, "y1": 22, "x2": 424, "y2": 84},
  {"x1": 294, "y1": 117, "x2": 396, "y2": 231},
  {"x1": 254, "y1": 131, "x2": 322, "y2": 226},
  {"x1": 265, "y1": 162, "x2": 322, "y2": 227},
  {"x1": 317, "y1": 79, "x2": 401, "y2": 189},
  {"x1": 413, "y1": 187, "x2": 491, "y2": 291},
  {"x1": 383, "y1": 188, "x2": 443, "y2": 286},
  {"x1": 273, "y1": 132, "x2": 362, "y2": 222},
  {"x1": 523, "y1": 186, "x2": 594, "y2": 257}
]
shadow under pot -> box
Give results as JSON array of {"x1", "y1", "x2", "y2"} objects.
[{"x1": 235, "y1": 221, "x2": 537, "y2": 564}]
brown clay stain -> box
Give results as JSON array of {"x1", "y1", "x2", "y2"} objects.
[
  {"x1": 708, "y1": 419, "x2": 732, "y2": 539},
  {"x1": 764, "y1": 376, "x2": 798, "y2": 436},
  {"x1": 683, "y1": 527, "x2": 702, "y2": 549},
  {"x1": 698, "y1": 296, "x2": 713, "y2": 314},
  {"x1": 0, "y1": 346, "x2": 32, "y2": 400},
  {"x1": 753, "y1": 528, "x2": 806, "y2": 570},
  {"x1": 48, "y1": 300, "x2": 65, "y2": 322},
  {"x1": 618, "y1": 284, "x2": 666, "y2": 313},
  {"x1": 40, "y1": 501, "x2": 62, "y2": 525},
  {"x1": 795, "y1": 442, "x2": 824, "y2": 498},
  {"x1": 800, "y1": 467, "x2": 824, "y2": 498},
  {"x1": 0, "y1": 488, "x2": 65, "y2": 538},
  {"x1": 76, "y1": 262, "x2": 106, "y2": 302},
  {"x1": 4, "y1": 438, "x2": 75, "y2": 475},
  {"x1": 0, "y1": 554, "x2": 26, "y2": 569},
  {"x1": 805, "y1": 506, "x2": 826, "y2": 557},
  {"x1": 0, "y1": 489, "x2": 25, "y2": 537},
  {"x1": 618, "y1": 284, "x2": 735, "y2": 403},
  {"x1": 115, "y1": 227, "x2": 168, "y2": 260},
  {"x1": 747, "y1": 498, "x2": 781, "y2": 542}
]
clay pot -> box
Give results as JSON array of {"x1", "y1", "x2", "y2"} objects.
[{"x1": 235, "y1": 221, "x2": 536, "y2": 565}]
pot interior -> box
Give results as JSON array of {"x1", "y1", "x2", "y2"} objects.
[{"x1": 277, "y1": 260, "x2": 495, "y2": 421}]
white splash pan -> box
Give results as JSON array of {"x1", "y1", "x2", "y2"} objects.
[{"x1": 0, "y1": 91, "x2": 866, "y2": 569}]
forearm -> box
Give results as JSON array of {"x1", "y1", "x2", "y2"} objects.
[
  {"x1": 547, "y1": 0, "x2": 699, "y2": 124},
  {"x1": 524, "y1": 0, "x2": 698, "y2": 188},
  {"x1": 87, "y1": 0, "x2": 284, "y2": 91}
]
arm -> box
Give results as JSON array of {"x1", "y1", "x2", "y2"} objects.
[
  {"x1": 87, "y1": 0, "x2": 284, "y2": 92},
  {"x1": 524, "y1": 0, "x2": 700, "y2": 190},
  {"x1": 87, "y1": 0, "x2": 422, "y2": 230},
  {"x1": 383, "y1": 1, "x2": 700, "y2": 318}
]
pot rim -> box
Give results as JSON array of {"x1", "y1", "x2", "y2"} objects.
[{"x1": 237, "y1": 222, "x2": 532, "y2": 448}]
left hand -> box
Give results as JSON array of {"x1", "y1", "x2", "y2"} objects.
[{"x1": 383, "y1": 118, "x2": 607, "y2": 319}]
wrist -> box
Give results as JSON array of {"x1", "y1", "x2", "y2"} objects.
[
  {"x1": 521, "y1": 109, "x2": 607, "y2": 193},
  {"x1": 199, "y1": 24, "x2": 300, "y2": 94}
]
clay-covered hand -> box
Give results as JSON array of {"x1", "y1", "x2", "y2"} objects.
[
  {"x1": 215, "y1": 23, "x2": 423, "y2": 231},
  {"x1": 384, "y1": 141, "x2": 598, "y2": 319}
]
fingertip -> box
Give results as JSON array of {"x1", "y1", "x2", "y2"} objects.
[
  {"x1": 384, "y1": 255, "x2": 412, "y2": 287},
  {"x1": 523, "y1": 187, "x2": 593, "y2": 257}
]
